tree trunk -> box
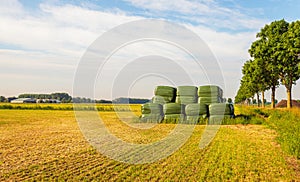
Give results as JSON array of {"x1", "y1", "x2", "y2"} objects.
[
  {"x1": 262, "y1": 91, "x2": 265, "y2": 108},
  {"x1": 256, "y1": 93, "x2": 260, "y2": 107},
  {"x1": 271, "y1": 85, "x2": 276, "y2": 109},
  {"x1": 286, "y1": 86, "x2": 292, "y2": 109}
]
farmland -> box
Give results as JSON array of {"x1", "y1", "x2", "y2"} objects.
[{"x1": 0, "y1": 104, "x2": 299, "y2": 181}]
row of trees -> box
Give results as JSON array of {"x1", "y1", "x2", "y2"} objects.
[
  {"x1": 112, "y1": 97, "x2": 150, "y2": 104},
  {"x1": 0, "y1": 94, "x2": 150, "y2": 104},
  {"x1": 235, "y1": 19, "x2": 300, "y2": 108},
  {"x1": 0, "y1": 96, "x2": 18, "y2": 103},
  {"x1": 18, "y1": 93, "x2": 73, "y2": 103},
  {"x1": 72, "y1": 97, "x2": 112, "y2": 103}
]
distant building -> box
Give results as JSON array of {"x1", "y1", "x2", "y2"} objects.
[
  {"x1": 11, "y1": 98, "x2": 36, "y2": 103},
  {"x1": 276, "y1": 99, "x2": 300, "y2": 108},
  {"x1": 10, "y1": 98, "x2": 62, "y2": 104},
  {"x1": 47, "y1": 99, "x2": 61, "y2": 103},
  {"x1": 37, "y1": 99, "x2": 61, "y2": 103}
]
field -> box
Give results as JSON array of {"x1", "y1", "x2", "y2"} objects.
[
  {"x1": 0, "y1": 103, "x2": 139, "y2": 112},
  {"x1": 0, "y1": 104, "x2": 299, "y2": 181}
]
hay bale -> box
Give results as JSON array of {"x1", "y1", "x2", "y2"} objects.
[
  {"x1": 163, "y1": 103, "x2": 185, "y2": 115},
  {"x1": 185, "y1": 103, "x2": 208, "y2": 116},
  {"x1": 198, "y1": 85, "x2": 223, "y2": 97},
  {"x1": 209, "y1": 103, "x2": 234, "y2": 115},
  {"x1": 154, "y1": 86, "x2": 177, "y2": 97},
  {"x1": 152, "y1": 95, "x2": 174, "y2": 105},
  {"x1": 177, "y1": 86, "x2": 198, "y2": 96},
  {"x1": 141, "y1": 103, "x2": 163, "y2": 115},
  {"x1": 198, "y1": 97, "x2": 222, "y2": 105},
  {"x1": 175, "y1": 96, "x2": 197, "y2": 105}
]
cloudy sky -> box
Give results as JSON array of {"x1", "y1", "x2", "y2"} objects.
[{"x1": 0, "y1": 0, "x2": 299, "y2": 101}]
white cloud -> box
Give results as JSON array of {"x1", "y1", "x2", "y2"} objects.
[
  {"x1": 0, "y1": 1, "x2": 141, "y2": 97},
  {"x1": 125, "y1": 0, "x2": 211, "y2": 13},
  {"x1": 1, "y1": 0, "x2": 296, "y2": 100},
  {"x1": 0, "y1": 2, "x2": 141, "y2": 57},
  {"x1": 123, "y1": 0, "x2": 267, "y2": 31},
  {"x1": 0, "y1": 0, "x2": 23, "y2": 16}
]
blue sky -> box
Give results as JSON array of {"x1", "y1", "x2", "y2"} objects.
[{"x1": 0, "y1": 0, "x2": 299, "y2": 101}]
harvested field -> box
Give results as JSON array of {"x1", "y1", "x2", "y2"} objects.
[{"x1": 0, "y1": 108, "x2": 299, "y2": 181}]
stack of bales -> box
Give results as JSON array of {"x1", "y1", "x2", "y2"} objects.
[
  {"x1": 185, "y1": 103, "x2": 208, "y2": 124},
  {"x1": 163, "y1": 103, "x2": 185, "y2": 123},
  {"x1": 198, "y1": 85, "x2": 223, "y2": 105},
  {"x1": 175, "y1": 86, "x2": 198, "y2": 105},
  {"x1": 140, "y1": 103, "x2": 164, "y2": 123},
  {"x1": 209, "y1": 103, "x2": 235, "y2": 124},
  {"x1": 140, "y1": 85, "x2": 234, "y2": 124},
  {"x1": 152, "y1": 86, "x2": 176, "y2": 105}
]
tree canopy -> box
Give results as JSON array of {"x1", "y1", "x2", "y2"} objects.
[{"x1": 235, "y1": 19, "x2": 300, "y2": 108}]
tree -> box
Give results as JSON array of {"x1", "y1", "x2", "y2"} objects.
[
  {"x1": 248, "y1": 20, "x2": 288, "y2": 108},
  {"x1": 234, "y1": 78, "x2": 254, "y2": 104},
  {"x1": 0, "y1": 96, "x2": 6, "y2": 102},
  {"x1": 278, "y1": 20, "x2": 300, "y2": 108},
  {"x1": 241, "y1": 59, "x2": 266, "y2": 107},
  {"x1": 253, "y1": 99, "x2": 257, "y2": 104},
  {"x1": 18, "y1": 92, "x2": 72, "y2": 103},
  {"x1": 247, "y1": 19, "x2": 300, "y2": 108},
  {"x1": 7, "y1": 97, "x2": 17, "y2": 102},
  {"x1": 253, "y1": 58, "x2": 271, "y2": 108}
]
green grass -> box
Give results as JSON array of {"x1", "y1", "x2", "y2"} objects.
[
  {"x1": 235, "y1": 105, "x2": 300, "y2": 159},
  {"x1": 269, "y1": 110, "x2": 300, "y2": 159},
  {"x1": 0, "y1": 103, "x2": 140, "y2": 112},
  {"x1": 0, "y1": 109, "x2": 299, "y2": 181}
]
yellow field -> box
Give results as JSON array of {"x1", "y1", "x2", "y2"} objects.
[
  {"x1": 0, "y1": 103, "x2": 141, "y2": 112},
  {"x1": 0, "y1": 107, "x2": 299, "y2": 181}
]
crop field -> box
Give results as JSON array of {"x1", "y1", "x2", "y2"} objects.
[
  {"x1": 0, "y1": 103, "x2": 140, "y2": 112},
  {"x1": 0, "y1": 105, "x2": 299, "y2": 181}
]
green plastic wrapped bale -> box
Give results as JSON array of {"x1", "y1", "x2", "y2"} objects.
[
  {"x1": 198, "y1": 85, "x2": 221, "y2": 93},
  {"x1": 209, "y1": 103, "x2": 234, "y2": 115},
  {"x1": 185, "y1": 103, "x2": 208, "y2": 116},
  {"x1": 141, "y1": 103, "x2": 163, "y2": 115},
  {"x1": 208, "y1": 115, "x2": 234, "y2": 125},
  {"x1": 198, "y1": 85, "x2": 223, "y2": 97},
  {"x1": 177, "y1": 86, "x2": 198, "y2": 96},
  {"x1": 152, "y1": 95, "x2": 174, "y2": 104},
  {"x1": 140, "y1": 114, "x2": 163, "y2": 123},
  {"x1": 163, "y1": 103, "x2": 185, "y2": 115},
  {"x1": 163, "y1": 114, "x2": 185, "y2": 124},
  {"x1": 198, "y1": 92, "x2": 221, "y2": 97},
  {"x1": 154, "y1": 86, "x2": 177, "y2": 97},
  {"x1": 186, "y1": 115, "x2": 207, "y2": 124},
  {"x1": 198, "y1": 97, "x2": 221, "y2": 105},
  {"x1": 175, "y1": 96, "x2": 197, "y2": 105}
]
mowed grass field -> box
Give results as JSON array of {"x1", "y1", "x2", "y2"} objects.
[{"x1": 0, "y1": 104, "x2": 299, "y2": 181}]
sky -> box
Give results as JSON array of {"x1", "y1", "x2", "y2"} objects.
[{"x1": 0, "y1": 0, "x2": 299, "y2": 101}]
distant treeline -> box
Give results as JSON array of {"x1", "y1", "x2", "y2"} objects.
[
  {"x1": 73, "y1": 97, "x2": 149, "y2": 104},
  {"x1": 0, "y1": 93, "x2": 150, "y2": 104},
  {"x1": 112, "y1": 97, "x2": 150, "y2": 104},
  {"x1": 19, "y1": 93, "x2": 72, "y2": 102}
]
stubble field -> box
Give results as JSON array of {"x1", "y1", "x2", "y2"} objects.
[{"x1": 0, "y1": 104, "x2": 299, "y2": 181}]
